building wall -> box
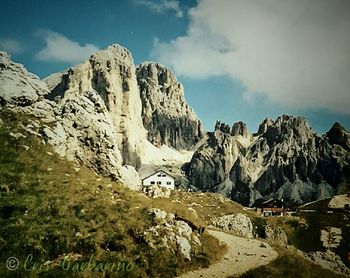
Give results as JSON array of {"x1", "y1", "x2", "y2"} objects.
[{"x1": 142, "y1": 172, "x2": 175, "y2": 189}]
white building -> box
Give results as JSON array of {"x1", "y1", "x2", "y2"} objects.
[{"x1": 142, "y1": 170, "x2": 175, "y2": 190}]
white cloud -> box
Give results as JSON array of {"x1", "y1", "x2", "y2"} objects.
[
  {"x1": 36, "y1": 30, "x2": 99, "y2": 64},
  {"x1": 134, "y1": 0, "x2": 183, "y2": 18},
  {"x1": 0, "y1": 39, "x2": 23, "y2": 54},
  {"x1": 152, "y1": 0, "x2": 350, "y2": 114}
]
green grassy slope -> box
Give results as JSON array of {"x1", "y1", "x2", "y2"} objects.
[{"x1": 0, "y1": 109, "x2": 225, "y2": 277}]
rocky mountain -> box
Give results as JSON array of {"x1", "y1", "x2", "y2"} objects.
[
  {"x1": 1, "y1": 46, "x2": 349, "y2": 206},
  {"x1": 136, "y1": 62, "x2": 204, "y2": 150},
  {"x1": 44, "y1": 44, "x2": 148, "y2": 170},
  {"x1": 185, "y1": 115, "x2": 350, "y2": 206},
  {"x1": 0, "y1": 45, "x2": 203, "y2": 188}
]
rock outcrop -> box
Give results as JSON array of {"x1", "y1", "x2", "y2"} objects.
[
  {"x1": 305, "y1": 250, "x2": 350, "y2": 276},
  {"x1": 264, "y1": 222, "x2": 288, "y2": 245},
  {"x1": 208, "y1": 213, "x2": 254, "y2": 238},
  {"x1": 0, "y1": 45, "x2": 205, "y2": 188},
  {"x1": 186, "y1": 115, "x2": 350, "y2": 206},
  {"x1": 0, "y1": 51, "x2": 49, "y2": 107},
  {"x1": 45, "y1": 44, "x2": 147, "y2": 169},
  {"x1": 144, "y1": 208, "x2": 201, "y2": 260},
  {"x1": 142, "y1": 184, "x2": 172, "y2": 198},
  {"x1": 136, "y1": 63, "x2": 204, "y2": 150}
]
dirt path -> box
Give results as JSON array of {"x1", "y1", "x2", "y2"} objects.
[{"x1": 178, "y1": 230, "x2": 278, "y2": 278}]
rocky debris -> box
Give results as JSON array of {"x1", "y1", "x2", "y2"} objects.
[
  {"x1": 9, "y1": 132, "x2": 26, "y2": 139},
  {"x1": 119, "y1": 165, "x2": 142, "y2": 190},
  {"x1": 208, "y1": 213, "x2": 254, "y2": 238},
  {"x1": 328, "y1": 194, "x2": 350, "y2": 210},
  {"x1": 320, "y1": 227, "x2": 342, "y2": 249},
  {"x1": 142, "y1": 185, "x2": 171, "y2": 198},
  {"x1": 0, "y1": 51, "x2": 49, "y2": 107},
  {"x1": 43, "y1": 90, "x2": 123, "y2": 178},
  {"x1": 136, "y1": 62, "x2": 204, "y2": 150},
  {"x1": 145, "y1": 208, "x2": 200, "y2": 260},
  {"x1": 264, "y1": 222, "x2": 288, "y2": 245},
  {"x1": 186, "y1": 115, "x2": 350, "y2": 206},
  {"x1": 305, "y1": 250, "x2": 350, "y2": 276}
]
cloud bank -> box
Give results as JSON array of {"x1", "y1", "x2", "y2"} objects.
[
  {"x1": 152, "y1": 0, "x2": 350, "y2": 114},
  {"x1": 36, "y1": 30, "x2": 99, "y2": 64},
  {"x1": 0, "y1": 39, "x2": 23, "y2": 54},
  {"x1": 134, "y1": 0, "x2": 183, "y2": 18}
]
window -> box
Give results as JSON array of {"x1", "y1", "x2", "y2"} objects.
[
  {"x1": 157, "y1": 181, "x2": 162, "y2": 185},
  {"x1": 166, "y1": 181, "x2": 171, "y2": 185},
  {"x1": 157, "y1": 174, "x2": 162, "y2": 177},
  {"x1": 150, "y1": 181, "x2": 155, "y2": 185},
  {"x1": 162, "y1": 174, "x2": 166, "y2": 177}
]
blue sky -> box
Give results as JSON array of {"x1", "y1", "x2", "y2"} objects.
[{"x1": 1, "y1": 0, "x2": 350, "y2": 134}]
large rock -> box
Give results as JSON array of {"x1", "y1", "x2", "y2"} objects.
[
  {"x1": 136, "y1": 62, "x2": 204, "y2": 150},
  {"x1": 305, "y1": 250, "x2": 350, "y2": 276},
  {"x1": 264, "y1": 222, "x2": 288, "y2": 245},
  {"x1": 43, "y1": 90, "x2": 123, "y2": 177},
  {"x1": 0, "y1": 51, "x2": 49, "y2": 107},
  {"x1": 208, "y1": 213, "x2": 254, "y2": 238},
  {"x1": 45, "y1": 44, "x2": 147, "y2": 169},
  {"x1": 142, "y1": 185, "x2": 171, "y2": 198},
  {"x1": 145, "y1": 208, "x2": 199, "y2": 260}
]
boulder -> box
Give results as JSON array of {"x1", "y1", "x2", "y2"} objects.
[
  {"x1": 143, "y1": 185, "x2": 171, "y2": 198},
  {"x1": 209, "y1": 213, "x2": 254, "y2": 238},
  {"x1": 264, "y1": 222, "x2": 288, "y2": 245},
  {"x1": 145, "y1": 208, "x2": 197, "y2": 260}
]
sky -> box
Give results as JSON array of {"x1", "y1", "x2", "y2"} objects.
[{"x1": 1, "y1": 0, "x2": 350, "y2": 134}]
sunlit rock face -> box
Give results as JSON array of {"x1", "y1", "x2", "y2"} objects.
[{"x1": 45, "y1": 44, "x2": 147, "y2": 169}]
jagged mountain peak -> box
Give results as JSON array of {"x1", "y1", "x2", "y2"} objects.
[
  {"x1": 326, "y1": 121, "x2": 350, "y2": 151},
  {"x1": 261, "y1": 115, "x2": 314, "y2": 146},
  {"x1": 137, "y1": 62, "x2": 183, "y2": 92},
  {"x1": 88, "y1": 44, "x2": 134, "y2": 67},
  {"x1": 214, "y1": 120, "x2": 231, "y2": 134},
  {"x1": 0, "y1": 51, "x2": 49, "y2": 107},
  {"x1": 0, "y1": 51, "x2": 10, "y2": 65},
  {"x1": 136, "y1": 62, "x2": 204, "y2": 150},
  {"x1": 186, "y1": 114, "x2": 350, "y2": 206},
  {"x1": 231, "y1": 121, "x2": 249, "y2": 137}
]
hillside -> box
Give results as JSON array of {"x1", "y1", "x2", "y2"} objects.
[{"x1": 0, "y1": 109, "x2": 225, "y2": 277}]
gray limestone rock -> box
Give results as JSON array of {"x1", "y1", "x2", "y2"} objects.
[
  {"x1": 0, "y1": 51, "x2": 49, "y2": 107},
  {"x1": 136, "y1": 62, "x2": 204, "y2": 150},
  {"x1": 186, "y1": 115, "x2": 350, "y2": 206},
  {"x1": 208, "y1": 213, "x2": 254, "y2": 238}
]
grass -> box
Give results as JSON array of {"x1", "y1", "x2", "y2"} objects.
[
  {"x1": 238, "y1": 246, "x2": 345, "y2": 278},
  {"x1": 0, "y1": 109, "x2": 226, "y2": 277}
]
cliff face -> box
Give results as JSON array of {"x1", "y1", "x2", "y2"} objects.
[
  {"x1": 186, "y1": 115, "x2": 350, "y2": 206},
  {"x1": 136, "y1": 63, "x2": 204, "y2": 150},
  {"x1": 45, "y1": 45, "x2": 146, "y2": 169},
  {"x1": 0, "y1": 45, "x2": 204, "y2": 187}
]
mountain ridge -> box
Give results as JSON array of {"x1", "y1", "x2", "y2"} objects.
[{"x1": 1, "y1": 44, "x2": 349, "y2": 207}]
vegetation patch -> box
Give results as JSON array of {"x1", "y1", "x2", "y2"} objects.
[{"x1": 0, "y1": 109, "x2": 226, "y2": 277}]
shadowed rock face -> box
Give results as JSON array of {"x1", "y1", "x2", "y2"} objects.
[
  {"x1": 136, "y1": 63, "x2": 204, "y2": 150},
  {"x1": 186, "y1": 115, "x2": 350, "y2": 206},
  {"x1": 326, "y1": 122, "x2": 350, "y2": 152}
]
